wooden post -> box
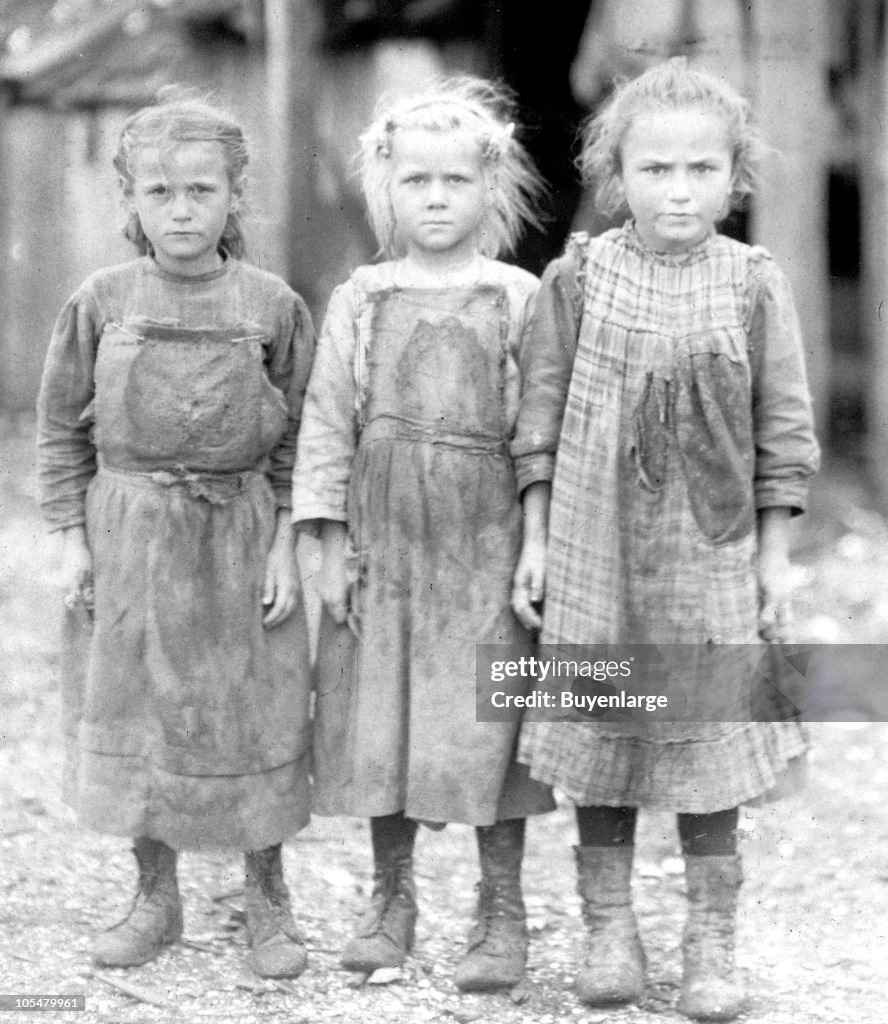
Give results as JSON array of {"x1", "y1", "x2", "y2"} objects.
[
  {"x1": 751, "y1": 0, "x2": 831, "y2": 439},
  {"x1": 0, "y1": 88, "x2": 9, "y2": 412},
  {"x1": 264, "y1": 0, "x2": 323, "y2": 308},
  {"x1": 1, "y1": 108, "x2": 72, "y2": 413},
  {"x1": 860, "y1": 0, "x2": 888, "y2": 504}
]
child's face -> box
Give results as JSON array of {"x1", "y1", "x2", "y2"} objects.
[
  {"x1": 618, "y1": 105, "x2": 734, "y2": 253},
  {"x1": 128, "y1": 141, "x2": 238, "y2": 276},
  {"x1": 388, "y1": 128, "x2": 487, "y2": 267}
]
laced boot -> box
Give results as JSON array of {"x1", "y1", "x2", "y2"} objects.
[
  {"x1": 341, "y1": 814, "x2": 418, "y2": 972},
  {"x1": 92, "y1": 838, "x2": 183, "y2": 967},
  {"x1": 454, "y1": 818, "x2": 528, "y2": 992},
  {"x1": 574, "y1": 845, "x2": 646, "y2": 1005},
  {"x1": 679, "y1": 854, "x2": 747, "y2": 1021},
  {"x1": 243, "y1": 845, "x2": 307, "y2": 978}
]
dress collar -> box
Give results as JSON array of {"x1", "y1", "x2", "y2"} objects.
[
  {"x1": 145, "y1": 253, "x2": 233, "y2": 284},
  {"x1": 621, "y1": 220, "x2": 715, "y2": 265}
]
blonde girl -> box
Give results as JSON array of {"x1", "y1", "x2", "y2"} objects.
[
  {"x1": 292, "y1": 77, "x2": 554, "y2": 991},
  {"x1": 512, "y1": 59, "x2": 819, "y2": 1020},
  {"x1": 37, "y1": 91, "x2": 316, "y2": 979}
]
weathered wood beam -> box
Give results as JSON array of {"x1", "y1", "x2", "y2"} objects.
[
  {"x1": 751, "y1": 0, "x2": 831, "y2": 441},
  {"x1": 264, "y1": 0, "x2": 323, "y2": 305},
  {"x1": 859, "y1": 0, "x2": 888, "y2": 502}
]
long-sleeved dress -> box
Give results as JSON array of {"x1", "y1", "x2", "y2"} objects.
[
  {"x1": 37, "y1": 256, "x2": 316, "y2": 849},
  {"x1": 292, "y1": 257, "x2": 555, "y2": 826},
  {"x1": 512, "y1": 224, "x2": 821, "y2": 812}
]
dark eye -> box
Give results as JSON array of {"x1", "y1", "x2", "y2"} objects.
[
  {"x1": 147, "y1": 185, "x2": 168, "y2": 196},
  {"x1": 643, "y1": 165, "x2": 667, "y2": 176},
  {"x1": 446, "y1": 174, "x2": 469, "y2": 184}
]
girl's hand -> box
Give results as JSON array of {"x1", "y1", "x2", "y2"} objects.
[
  {"x1": 319, "y1": 547, "x2": 349, "y2": 625},
  {"x1": 512, "y1": 481, "x2": 550, "y2": 633},
  {"x1": 262, "y1": 515, "x2": 300, "y2": 629},
  {"x1": 758, "y1": 550, "x2": 793, "y2": 643},
  {"x1": 61, "y1": 526, "x2": 94, "y2": 616},
  {"x1": 512, "y1": 537, "x2": 546, "y2": 632},
  {"x1": 757, "y1": 507, "x2": 794, "y2": 643},
  {"x1": 318, "y1": 520, "x2": 350, "y2": 625}
]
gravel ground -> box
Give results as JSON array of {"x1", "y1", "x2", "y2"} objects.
[{"x1": 1, "y1": 413, "x2": 886, "y2": 1024}]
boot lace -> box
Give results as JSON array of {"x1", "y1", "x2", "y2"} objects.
[{"x1": 358, "y1": 862, "x2": 415, "y2": 941}]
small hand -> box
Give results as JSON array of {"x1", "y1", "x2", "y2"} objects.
[
  {"x1": 511, "y1": 537, "x2": 546, "y2": 632},
  {"x1": 318, "y1": 550, "x2": 349, "y2": 625},
  {"x1": 61, "y1": 526, "x2": 94, "y2": 617},
  {"x1": 758, "y1": 551, "x2": 793, "y2": 643},
  {"x1": 262, "y1": 532, "x2": 300, "y2": 629}
]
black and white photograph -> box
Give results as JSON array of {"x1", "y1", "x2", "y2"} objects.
[{"x1": 0, "y1": 2, "x2": 885, "y2": 1023}]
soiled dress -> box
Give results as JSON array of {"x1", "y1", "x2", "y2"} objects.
[
  {"x1": 292, "y1": 257, "x2": 555, "y2": 826},
  {"x1": 37, "y1": 256, "x2": 316, "y2": 849},
  {"x1": 512, "y1": 225, "x2": 820, "y2": 812}
]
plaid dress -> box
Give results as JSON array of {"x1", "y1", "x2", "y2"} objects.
[{"x1": 511, "y1": 224, "x2": 820, "y2": 812}]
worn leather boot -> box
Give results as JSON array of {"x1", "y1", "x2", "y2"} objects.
[
  {"x1": 679, "y1": 854, "x2": 747, "y2": 1021},
  {"x1": 454, "y1": 818, "x2": 528, "y2": 992},
  {"x1": 341, "y1": 848, "x2": 417, "y2": 972},
  {"x1": 243, "y1": 845, "x2": 307, "y2": 979},
  {"x1": 92, "y1": 837, "x2": 183, "y2": 967},
  {"x1": 574, "y1": 845, "x2": 646, "y2": 1005}
]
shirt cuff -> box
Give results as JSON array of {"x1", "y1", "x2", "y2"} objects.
[
  {"x1": 513, "y1": 452, "x2": 555, "y2": 495},
  {"x1": 754, "y1": 477, "x2": 810, "y2": 515},
  {"x1": 291, "y1": 496, "x2": 347, "y2": 530},
  {"x1": 41, "y1": 499, "x2": 87, "y2": 533}
]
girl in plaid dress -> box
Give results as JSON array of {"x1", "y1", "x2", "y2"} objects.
[
  {"x1": 292, "y1": 78, "x2": 554, "y2": 991},
  {"x1": 511, "y1": 59, "x2": 819, "y2": 1020}
]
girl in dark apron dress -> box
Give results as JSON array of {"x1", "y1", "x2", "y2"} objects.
[
  {"x1": 292, "y1": 77, "x2": 554, "y2": 991},
  {"x1": 37, "y1": 91, "x2": 316, "y2": 979}
]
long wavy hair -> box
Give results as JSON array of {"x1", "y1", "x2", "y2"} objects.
[
  {"x1": 579, "y1": 57, "x2": 765, "y2": 219},
  {"x1": 114, "y1": 86, "x2": 249, "y2": 259}
]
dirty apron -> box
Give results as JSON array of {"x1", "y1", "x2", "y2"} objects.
[
  {"x1": 312, "y1": 285, "x2": 554, "y2": 825},
  {"x1": 518, "y1": 231, "x2": 806, "y2": 812},
  {"x1": 61, "y1": 320, "x2": 311, "y2": 849}
]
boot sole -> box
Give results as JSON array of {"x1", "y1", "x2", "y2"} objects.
[
  {"x1": 341, "y1": 953, "x2": 407, "y2": 972},
  {"x1": 454, "y1": 974, "x2": 524, "y2": 993},
  {"x1": 92, "y1": 910, "x2": 183, "y2": 968},
  {"x1": 577, "y1": 990, "x2": 643, "y2": 1007},
  {"x1": 92, "y1": 931, "x2": 180, "y2": 968},
  {"x1": 341, "y1": 931, "x2": 413, "y2": 972},
  {"x1": 678, "y1": 997, "x2": 747, "y2": 1022}
]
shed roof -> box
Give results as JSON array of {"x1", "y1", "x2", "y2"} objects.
[{"x1": 0, "y1": 0, "x2": 259, "y2": 108}]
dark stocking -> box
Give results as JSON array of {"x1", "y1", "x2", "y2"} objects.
[
  {"x1": 575, "y1": 804, "x2": 638, "y2": 847},
  {"x1": 370, "y1": 811, "x2": 418, "y2": 860},
  {"x1": 678, "y1": 807, "x2": 739, "y2": 857}
]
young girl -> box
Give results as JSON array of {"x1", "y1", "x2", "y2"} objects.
[
  {"x1": 37, "y1": 92, "x2": 316, "y2": 979},
  {"x1": 291, "y1": 78, "x2": 554, "y2": 991},
  {"x1": 511, "y1": 59, "x2": 820, "y2": 1020}
]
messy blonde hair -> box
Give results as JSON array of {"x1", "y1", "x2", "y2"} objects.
[
  {"x1": 359, "y1": 76, "x2": 545, "y2": 258},
  {"x1": 114, "y1": 86, "x2": 249, "y2": 259},
  {"x1": 579, "y1": 57, "x2": 765, "y2": 218}
]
